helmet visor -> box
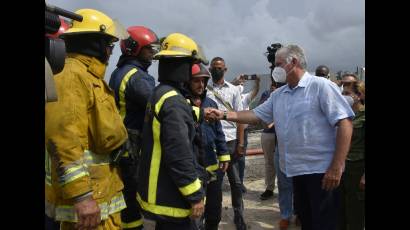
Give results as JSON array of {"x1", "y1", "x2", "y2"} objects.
[
  {"x1": 195, "y1": 45, "x2": 208, "y2": 65},
  {"x1": 105, "y1": 19, "x2": 128, "y2": 41}
]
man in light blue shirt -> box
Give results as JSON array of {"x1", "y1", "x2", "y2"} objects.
[{"x1": 204, "y1": 44, "x2": 354, "y2": 230}]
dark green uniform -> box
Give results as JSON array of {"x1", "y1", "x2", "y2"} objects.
[{"x1": 339, "y1": 107, "x2": 365, "y2": 230}]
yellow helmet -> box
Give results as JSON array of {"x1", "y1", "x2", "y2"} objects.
[
  {"x1": 62, "y1": 9, "x2": 127, "y2": 41},
  {"x1": 155, "y1": 33, "x2": 208, "y2": 64}
]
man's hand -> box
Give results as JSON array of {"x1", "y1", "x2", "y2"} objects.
[
  {"x1": 190, "y1": 199, "x2": 204, "y2": 219},
  {"x1": 232, "y1": 74, "x2": 245, "y2": 85},
  {"x1": 255, "y1": 75, "x2": 261, "y2": 82},
  {"x1": 204, "y1": 108, "x2": 224, "y2": 121},
  {"x1": 219, "y1": 161, "x2": 229, "y2": 173},
  {"x1": 234, "y1": 145, "x2": 245, "y2": 157},
  {"x1": 359, "y1": 173, "x2": 365, "y2": 190},
  {"x1": 321, "y1": 163, "x2": 344, "y2": 191},
  {"x1": 74, "y1": 196, "x2": 101, "y2": 230}
]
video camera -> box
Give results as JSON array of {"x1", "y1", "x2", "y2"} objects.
[
  {"x1": 264, "y1": 43, "x2": 283, "y2": 87},
  {"x1": 242, "y1": 74, "x2": 258, "y2": 80},
  {"x1": 45, "y1": 3, "x2": 82, "y2": 102},
  {"x1": 45, "y1": 3, "x2": 82, "y2": 74},
  {"x1": 265, "y1": 43, "x2": 283, "y2": 68}
]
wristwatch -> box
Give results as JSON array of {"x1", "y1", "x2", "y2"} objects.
[{"x1": 223, "y1": 111, "x2": 228, "y2": 120}]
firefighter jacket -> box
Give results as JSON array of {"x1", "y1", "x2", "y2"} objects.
[
  {"x1": 109, "y1": 57, "x2": 156, "y2": 130},
  {"x1": 201, "y1": 97, "x2": 230, "y2": 173},
  {"x1": 109, "y1": 57, "x2": 153, "y2": 228},
  {"x1": 137, "y1": 83, "x2": 205, "y2": 223},
  {"x1": 45, "y1": 53, "x2": 128, "y2": 222}
]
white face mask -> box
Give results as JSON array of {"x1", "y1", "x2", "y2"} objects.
[
  {"x1": 343, "y1": 95, "x2": 354, "y2": 107},
  {"x1": 238, "y1": 85, "x2": 244, "y2": 94},
  {"x1": 271, "y1": 67, "x2": 287, "y2": 83}
]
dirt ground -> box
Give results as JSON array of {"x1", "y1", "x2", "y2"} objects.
[
  {"x1": 142, "y1": 176, "x2": 300, "y2": 230},
  {"x1": 219, "y1": 177, "x2": 300, "y2": 230}
]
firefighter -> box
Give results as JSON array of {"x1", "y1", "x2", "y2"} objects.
[
  {"x1": 187, "y1": 64, "x2": 231, "y2": 230},
  {"x1": 45, "y1": 9, "x2": 128, "y2": 230},
  {"x1": 109, "y1": 25, "x2": 160, "y2": 230},
  {"x1": 136, "y1": 33, "x2": 208, "y2": 230}
]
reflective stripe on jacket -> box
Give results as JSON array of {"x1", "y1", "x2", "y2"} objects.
[
  {"x1": 137, "y1": 84, "x2": 204, "y2": 222},
  {"x1": 45, "y1": 53, "x2": 127, "y2": 222},
  {"x1": 201, "y1": 97, "x2": 230, "y2": 172}
]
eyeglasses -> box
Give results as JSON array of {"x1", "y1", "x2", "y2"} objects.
[
  {"x1": 107, "y1": 44, "x2": 115, "y2": 52},
  {"x1": 342, "y1": 82, "x2": 353, "y2": 86},
  {"x1": 148, "y1": 44, "x2": 161, "y2": 54}
]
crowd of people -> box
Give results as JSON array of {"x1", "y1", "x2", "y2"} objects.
[{"x1": 45, "y1": 7, "x2": 365, "y2": 230}]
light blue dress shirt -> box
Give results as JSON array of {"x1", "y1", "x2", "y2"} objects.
[{"x1": 253, "y1": 72, "x2": 354, "y2": 177}]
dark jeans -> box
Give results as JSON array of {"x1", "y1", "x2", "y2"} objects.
[
  {"x1": 237, "y1": 128, "x2": 248, "y2": 184},
  {"x1": 338, "y1": 160, "x2": 365, "y2": 230},
  {"x1": 293, "y1": 173, "x2": 340, "y2": 230},
  {"x1": 225, "y1": 140, "x2": 246, "y2": 228}
]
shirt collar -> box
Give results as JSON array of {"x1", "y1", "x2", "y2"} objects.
[
  {"x1": 68, "y1": 53, "x2": 106, "y2": 79},
  {"x1": 212, "y1": 80, "x2": 229, "y2": 88},
  {"x1": 283, "y1": 72, "x2": 311, "y2": 92}
]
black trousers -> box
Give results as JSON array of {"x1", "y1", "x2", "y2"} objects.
[
  {"x1": 293, "y1": 173, "x2": 340, "y2": 230},
  {"x1": 204, "y1": 169, "x2": 224, "y2": 230},
  {"x1": 225, "y1": 140, "x2": 245, "y2": 228},
  {"x1": 155, "y1": 219, "x2": 194, "y2": 230},
  {"x1": 45, "y1": 215, "x2": 59, "y2": 230},
  {"x1": 119, "y1": 157, "x2": 144, "y2": 229}
]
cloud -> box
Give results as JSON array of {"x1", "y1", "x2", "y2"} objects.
[{"x1": 47, "y1": 0, "x2": 365, "y2": 84}]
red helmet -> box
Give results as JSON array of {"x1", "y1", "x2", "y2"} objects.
[
  {"x1": 192, "y1": 64, "x2": 211, "y2": 78},
  {"x1": 120, "y1": 26, "x2": 159, "y2": 56},
  {"x1": 47, "y1": 18, "x2": 70, "y2": 39}
]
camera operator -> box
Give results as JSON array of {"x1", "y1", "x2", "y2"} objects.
[{"x1": 45, "y1": 3, "x2": 83, "y2": 103}]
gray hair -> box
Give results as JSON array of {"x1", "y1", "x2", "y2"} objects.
[
  {"x1": 342, "y1": 72, "x2": 358, "y2": 80},
  {"x1": 275, "y1": 44, "x2": 307, "y2": 70}
]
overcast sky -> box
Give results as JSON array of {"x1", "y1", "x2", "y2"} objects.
[{"x1": 47, "y1": 0, "x2": 365, "y2": 83}]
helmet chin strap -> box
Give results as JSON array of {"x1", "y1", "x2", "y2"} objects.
[{"x1": 99, "y1": 38, "x2": 111, "y2": 64}]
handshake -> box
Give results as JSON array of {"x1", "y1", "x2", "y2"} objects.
[{"x1": 203, "y1": 108, "x2": 225, "y2": 122}]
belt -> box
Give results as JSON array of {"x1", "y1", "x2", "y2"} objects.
[
  {"x1": 346, "y1": 159, "x2": 364, "y2": 163},
  {"x1": 127, "y1": 128, "x2": 142, "y2": 138}
]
